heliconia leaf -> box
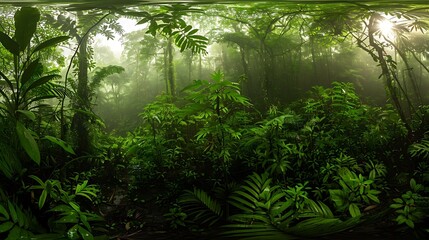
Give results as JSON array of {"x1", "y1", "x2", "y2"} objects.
[
  {"x1": 14, "y1": 7, "x2": 40, "y2": 52},
  {"x1": 43, "y1": 136, "x2": 75, "y2": 155},
  {"x1": 32, "y1": 36, "x2": 70, "y2": 53},
  {"x1": 21, "y1": 59, "x2": 41, "y2": 85},
  {"x1": 16, "y1": 121, "x2": 40, "y2": 165},
  {"x1": 16, "y1": 110, "x2": 36, "y2": 121},
  {"x1": 0, "y1": 31, "x2": 19, "y2": 55}
]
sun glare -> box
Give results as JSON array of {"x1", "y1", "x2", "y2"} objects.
[{"x1": 377, "y1": 18, "x2": 396, "y2": 40}]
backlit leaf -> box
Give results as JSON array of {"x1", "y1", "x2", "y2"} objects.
[
  {"x1": 0, "y1": 31, "x2": 19, "y2": 55},
  {"x1": 32, "y1": 36, "x2": 70, "y2": 53}
]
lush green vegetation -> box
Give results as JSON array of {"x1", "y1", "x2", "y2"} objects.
[{"x1": 0, "y1": 1, "x2": 429, "y2": 239}]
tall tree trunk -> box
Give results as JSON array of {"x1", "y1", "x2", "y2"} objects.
[
  {"x1": 163, "y1": 47, "x2": 169, "y2": 94},
  {"x1": 167, "y1": 37, "x2": 175, "y2": 97},
  {"x1": 72, "y1": 34, "x2": 90, "y2": 155},
  {"x1": 310, "y1": 36, "x2": 318, "y2": 83},
  {"x1": 239, "y1": 46, "x2": 249, "y2": 95},
  {"x1": 367, "y1": 14, "x2": 411, "y2": 134},
  {"x1": 188, "y1": 51, "x2": 193, "y2": 82}
]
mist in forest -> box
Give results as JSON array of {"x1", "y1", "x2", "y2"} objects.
[
  {"x1": 84, "y1": 6, "x2": 429, "y2": 134},
  {"x1": 1, "y1": 2, "x2": 429, "y2": 239}
]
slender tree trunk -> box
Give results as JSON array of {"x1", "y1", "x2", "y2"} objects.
[
  {"x1": 310, "y1": 36, "x2": 318, "y2": 82},
  {"x1": 239, "y1": 46, "x2": 249, "y2": 94},
  {"x1": 388, "y1": 39, "x2": 422, "y2": 105},
  {"x1": 163, "y1": 47, "x2": 169, "y2": 94},
  {"x1": 72, "y1": 34, "x2": 90, "y2": 155},
  {"x1": 188, "y1": 51, "x2": 193, "y2": 81},
  {"x1": 198, "y1": 53, "x2": 202, "y2": 79},
  {"x1": 368, "y1": 14, "x2": 411, "y2": 134},
  {"x1": 167, "y1": 37, "x2": 175, "y2": 97}
]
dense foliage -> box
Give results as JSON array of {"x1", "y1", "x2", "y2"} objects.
[{"x1": 1, "y1": 2, "x2": 429, "y2": 240}]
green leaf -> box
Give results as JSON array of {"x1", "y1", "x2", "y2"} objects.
[
  {"x1": 39, "y1": 189, "x2": 48, "y2": 209},
  {"x1": 69, "y1": 202, "x2": 80, "y2": 212},
  {"x1": 16, "y1": 110, "x2": 36, "y2": 121},
  {"x1": 390, "y1": 203, "x2": 403, "y2": 209},
  {"x1": 29, "y1": 175, "x2": 45, "y2": 186},
  {"x1": 349, "y1": 203, "x2": 361, "y2": 217},
  {"x1": 32, "y1": 36, "x2": 70, "y2": 53},
  {"x1": 405, "y1": 219, "x2": 415, "y2": 228},
  {"x1": 136, "y1": 17, "x2": 150, "y2": 25},
  {"x1": 0, "y1": 222, "x2": 14, "y2": 233},
  {"x1": 183, "y1": 25, "x2": 192, "y2": 33},
  {"x1": 7, "y1": 201, "x2": 18, "y2": 223},
  {"x1": 24, "y1": 74, "x2": 61, "y2": 94},
  {"x1": 0, "y1": 204, "x2": 10, "y2": 220},
  {"x1": 0, "y1": 31, "x2": 19, "y2": 55},
  {"x1": 78, "y1": 225, "x2": 94, "y2": 240},
  {"x1": 367, "y1": 194, "x2": 380, "y2": 203},
  {"x1": 410, "y1": 178, "x2": 416, "y2": 190},
  {"x1": 55, "y1": 213, "x2": 78, "y2": 223},
  {"x1": 188, "y1": 29, "x2": 198, "y2": 35},
  {"x1": 16, "y1": 121, "x2": 40, "y2": 165},
  {"x1": 21, "y1": 59, "x2": 41, "y2": 85},
  {"x1": 43, "y1": 136, "x2": 75, "y2": 155},
  {"x1": 80, "y1": 214, "x2": 91, "y2": 231},
  {"x1": 49, "y1": 204, "x2": 73, "y2": 212},
  {"x1": 14, "y1": 7, "x2": 40, "y2": 51},
  {"x1": 6, "y1": 225, "x2": 24, "y2": 240},
  {"x1": 15, "y1": 206, "x2": 25, "y2": 228}
]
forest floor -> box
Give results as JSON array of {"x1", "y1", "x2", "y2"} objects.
[{"x1": 100, "y1": 180, "x2": 416, "y2": 240}]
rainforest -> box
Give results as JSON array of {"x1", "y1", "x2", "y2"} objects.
[{"x1": 0, "y1": 0, "x2": 429, "y2": 239}]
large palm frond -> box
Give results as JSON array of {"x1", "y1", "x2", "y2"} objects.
[
  {"x1": 179, "y1": 187, "x2": 223, "y2": 226},
  {"x1": 223, "y1": 173, "x2": 362, "y2": 239}
]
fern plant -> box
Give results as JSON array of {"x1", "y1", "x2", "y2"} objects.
[
  {"x1": 409, "y1": 139, "x2": 429, "y2": 159},
  {"x1": 329, "y1": 167, "x2": 381, "y2": 218},
  {"x1": 179, "y1": 187, "x2": 224, "y2": 227},
  {"x1": 182, "y1": 71, "x2": 251, "y2": 182},
  {"x1": 133, "y1": 4, "x2": 208, "y2": 54},
  {"x1": 390, "y1": 179, "x2": 428, "y2": 230},
  {"x1": 222, "y1": 172, "x2": 361, "y2": 239}
]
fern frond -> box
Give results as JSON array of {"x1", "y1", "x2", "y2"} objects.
[
  {"x1": 409, "y1": 139, "x2": 429, "y2": 159},
  {"x1": 179, "y1": 188, "x2": 223, "y2": 226},
  {"x1": 229, "y1": 172, "x2": 276, "y2": 212},
  {"x1": 304, "y1": 199, "x2": 335, "y2": 218},
  {"x1": 90, "y1": 65, "x2": 125, "y2": 90}
]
